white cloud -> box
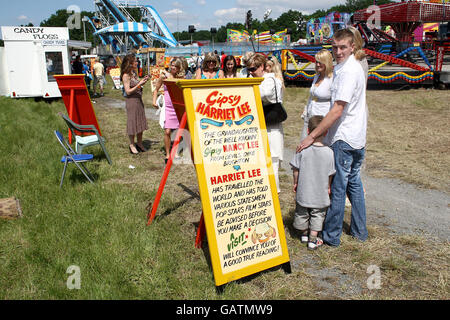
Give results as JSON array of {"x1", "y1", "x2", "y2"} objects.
[
  {"x1": 18, "y1": 15, "x2": 28, "y2": 21},
  {"x1": 197, "y1": 0, "x2": 206, "y2": 5},
  {"x1": 164, "y1": 9, "x2": 183, "y2": 16},
  {"x1": 214, "y1": 7, "x2": 246, "y2": 23}
]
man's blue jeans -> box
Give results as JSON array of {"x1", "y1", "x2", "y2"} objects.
[{"x1": 323, "y1": 140, "x2": 368, "y2": 246}]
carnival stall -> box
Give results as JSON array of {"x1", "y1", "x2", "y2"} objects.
[{"x1": 0, "y1": 26, "x2": 72, "y2": 99}]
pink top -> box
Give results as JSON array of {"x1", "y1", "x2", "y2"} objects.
[{"x1": 163, "y1": 84, "x2": 179, "y2": 129}]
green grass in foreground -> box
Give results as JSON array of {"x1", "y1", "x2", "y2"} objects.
[{"x1": 0, "y1": 97, "x2": 222, "y2": 299}]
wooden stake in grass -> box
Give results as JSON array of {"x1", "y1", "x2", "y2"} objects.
[{"x1": 0, "y1": 197, "x2": 22, "y2": 219}]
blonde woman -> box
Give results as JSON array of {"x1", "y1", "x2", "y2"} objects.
[
  {"x1": 195, "y1": 52, "x2": 224, "y2": 79},
  {"x1": 121, "y1": 54, "x2": 149, "y2": 154},
  {"x1": 153, "y1": 57, "x2": 186, "y2": 163},
  {"x1": 300, "y1": 49, "x2": 334, "y2": 140},
  {"x1": 265, "y1": 56, "x2": 285, "y2": 91},
  {"x1": 348, "y1": 26, "x2": 368, "y2": 83}
]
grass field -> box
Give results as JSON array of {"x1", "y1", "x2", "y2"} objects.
[{"x1": 0, "y1": 79, "x2": 448, "y2": 299}]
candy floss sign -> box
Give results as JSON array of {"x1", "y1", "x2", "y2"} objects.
[{"x1": 187, "y1": 81, "x2": 290, "y2": 284}]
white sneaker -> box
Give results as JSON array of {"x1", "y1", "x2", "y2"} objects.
[
  {"x1": 308, "y1": 238, "x2": 324, "y2": 251},
  {"x1": 301, "y1": 235, "x2": 308, "y2": 243}
]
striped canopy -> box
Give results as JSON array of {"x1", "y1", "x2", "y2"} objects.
[{"x1": 94, "y1": 22, "x2": 151, "y2": 35}]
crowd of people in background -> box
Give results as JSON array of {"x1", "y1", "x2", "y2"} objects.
[
  {"x1": 71, "y1": 55, "x2": 107, "y2": 98},
  {"x1": 118, "y1": 49, "x2": 287, "y2": 172}
]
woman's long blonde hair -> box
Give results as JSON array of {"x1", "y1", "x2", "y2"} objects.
[
  {"x1": 348, "y1": 26, "x2": 366, "y2": 61},
  {"x1": 169, "y1": 56, "x2": 186, "y2": 78},
  {"x1": 266, "y1": 56, "x2": 285, "y2": 88},
  {"x1": 315, "y1": 49, "x2": 333, "y2": 78}
]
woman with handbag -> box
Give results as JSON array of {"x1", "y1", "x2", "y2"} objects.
[
  {"x1": 247, "y1": 53, "x2": 286, "y2": 193},
  {"x1": 300, "y1": 49, "x2": 333, "y2": 140}
]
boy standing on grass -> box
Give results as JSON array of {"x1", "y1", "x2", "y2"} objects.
[{"x1": 290, "y1": 116, "x2": 336, "y2": 250}]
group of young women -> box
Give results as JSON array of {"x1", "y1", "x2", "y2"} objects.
[{"x1": 120, "y1": 51, "x2": 285, "y2": 174}]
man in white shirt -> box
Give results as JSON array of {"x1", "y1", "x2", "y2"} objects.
[{"x1": 296, "y1": 28, "x2": 368, "y2": 247}]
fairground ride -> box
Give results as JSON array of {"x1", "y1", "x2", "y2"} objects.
[
  {"x1": 86, "y1": 0, "x2": 178, "y2": 54},
  {"x1": 283, "y1": 1, "x2": 450, "y2": 87}
]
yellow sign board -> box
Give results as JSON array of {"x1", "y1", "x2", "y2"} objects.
[
  {"x1": 174, "y1": 78, "x2": 290, "y2": 286},
  {"x1": 109, "y1": 67, "x2": 121, "y2": 90}
]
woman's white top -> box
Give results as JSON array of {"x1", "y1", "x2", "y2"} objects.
[
  {"x1": 259, "y1": 73, "x2": 283, "y2": 105},
  {"x1": 300, "y1": 74, "x2": 332, "y2": 140},
  {"x1": 306, "y1": 74, "x2": 332, "y2": 118},
  {"x1": 258, "y1": 72, "x2": 284, "y2": 163}
]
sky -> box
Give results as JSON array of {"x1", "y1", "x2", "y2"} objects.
[{"x1": 0, "y1": 0, "x2": 352, "y2": 34}]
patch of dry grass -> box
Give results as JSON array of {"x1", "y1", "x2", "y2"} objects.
[
  {"x1": 282, "y1": 86, "x2": 450, "y2": 193},
  {"x1": 365, "y1": 88, "x2": 450, "y2": 193}
]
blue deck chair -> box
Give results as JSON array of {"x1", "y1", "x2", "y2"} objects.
[
  {"x1": 59, "y1": 113, "x2": 112, "y2": 165},
  {"x1": 54, "y1": 130, "x2": 95, "y2": 188}
]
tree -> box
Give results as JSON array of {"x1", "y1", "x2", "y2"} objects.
[
  {"x1": 274, "y1": 10, "x2": 305, "y2": 40},
  {"x1": 40, "y1": 9, "x2": 96, "y2": 43}
]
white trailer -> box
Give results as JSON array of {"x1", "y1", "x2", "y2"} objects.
[{"x1": 0, "y1": 26, "x2": 71, "y2": 99}]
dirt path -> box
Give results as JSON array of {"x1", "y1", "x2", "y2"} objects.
[{"x1": 283, "y1": 147, "x2": 450, "y2": 241}]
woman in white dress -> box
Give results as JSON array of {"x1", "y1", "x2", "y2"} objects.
[
  {"x1": 247, "y1": 53, "x2": 284, "y2": 193},
  {"x1": 301, "y1": 49, "x2": 334, "y2": 140}
]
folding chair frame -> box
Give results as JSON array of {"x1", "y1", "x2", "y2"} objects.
[
  {"x1": 59, "y1": 113, "x2": 112, "y2": 165},
  {"x1": 54, "y1": 130, "x2": 95, "y2": 188}
]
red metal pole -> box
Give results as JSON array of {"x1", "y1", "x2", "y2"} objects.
[
  {"x1": 195, "y1": 213, "x2": 206, "y2": 248},
  {"x1": 68, "y1": 88, "x2": 75, "y2": 144}
]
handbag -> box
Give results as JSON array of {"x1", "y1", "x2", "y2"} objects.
[{"x1": 263, "y1": 77, "x2": 287, "y2": 125}]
